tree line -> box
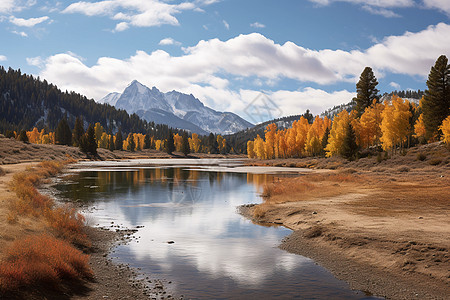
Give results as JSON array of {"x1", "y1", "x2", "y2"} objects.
[{"x1": 247, "y1": 55, "x2": 450, "y2": 160}]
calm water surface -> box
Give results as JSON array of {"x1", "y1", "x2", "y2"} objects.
[{"x1": 55, "y1": 163, "x2": 379, "y2": 299}]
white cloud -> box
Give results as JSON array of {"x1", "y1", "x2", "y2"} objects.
[
  {"x1": 250, "y1": 22, "x2": 265, "y2": 28},
  {"x1": 362, "y1": 5, "x2": 400, "y2": 18},
  {"x1": 0, "y1": 55, "x2": 7, "y2": 61},
  {"x1": 223, "y1": 20, "x2": 229, "y2": 30},
  {"x1": 423, "y1": 0, "x2": 450, "y2": 16},
  {"x1": 390, "y1": 82, "x2": 401, "y2": 89},
  {"x1": 308, "y1": 0, "x2": 414, "y2": 17},
  {"x1": 63, "y1": 0, "x2": 217, "y2": 31},
  {"x1": 0, "y1": 0, "x2": 36, "y2": 13},
  {"x1": 12, "y1": 30, "x2": 28, "y2": 37},
  {"x1": 159, "y1": 37, "x2": 181, "y2": 46},
  {"x1": 9, "y1": 15, "x2": 49, "y2": 27},
  {"x1": 36, "y1": 23, "x2": 450, "y2": 119},
  {"x1": 26, "y1": 56, "x2": 44, "y2": 67}
]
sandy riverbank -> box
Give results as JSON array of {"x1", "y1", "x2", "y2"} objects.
[{"x1": 240, "y1": 167, "x2": 449, "y2": 300}]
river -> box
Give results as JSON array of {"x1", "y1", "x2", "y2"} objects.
[{"x1": 54, "y1": 160, "x2": 380, "y2": 299}]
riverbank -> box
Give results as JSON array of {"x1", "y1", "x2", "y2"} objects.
[
  {"x1": 0, "y1": 161, "x2": 174, "y2": 299},
  {"x1": 240, "y1": 165, "x2": 449, "y2": 299}
]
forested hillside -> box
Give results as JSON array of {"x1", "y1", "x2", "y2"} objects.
[{"x1": 0, "y1": 67, "x2": 148, "y2": 134}]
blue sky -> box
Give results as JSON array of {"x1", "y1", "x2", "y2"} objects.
[{"x1": 1, "y1": 0, "x2": 450, "y2": 122}]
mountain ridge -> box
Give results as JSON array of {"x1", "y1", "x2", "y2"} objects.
[{"x1": 99, "y1": 81, "x2": 253, "y2": 135}]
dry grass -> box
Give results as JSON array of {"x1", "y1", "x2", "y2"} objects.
[
  {"x1": 0, "y1": 160, "x2": 92, "y2": 296},
  {"x1": 0, "y1": 234, "x2": 92, "y2": 294}
]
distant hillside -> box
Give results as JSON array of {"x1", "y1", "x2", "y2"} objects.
[{"x1": 0, "y1": 67, "x2": 150, "y2": 134}]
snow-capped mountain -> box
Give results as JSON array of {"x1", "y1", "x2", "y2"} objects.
[{"x1": 99, "y1": 80, "x2": 253, "y2": 135}]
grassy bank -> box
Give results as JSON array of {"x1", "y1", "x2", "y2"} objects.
[{"x1": 0, "y1": 160, "x2": 93, "y2": 298}]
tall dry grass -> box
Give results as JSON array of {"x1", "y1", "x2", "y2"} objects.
[
  {"x1": 1, "y1": 159, "x2": 93, "y2": 296},
  {"x1": 0, "y1": 234, "x2": 92, "y2": 293}
]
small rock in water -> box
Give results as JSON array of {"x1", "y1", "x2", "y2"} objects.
[
  {"x1": 312, "y1": 211, "x2": 318, "y2": 215},
  {"x1": 167, "y1": 241, "x2": 175, "y2": 244}
]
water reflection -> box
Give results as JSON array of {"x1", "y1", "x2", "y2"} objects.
[{"x1": 55, "y1": 166, "x2": 376, "y2": 299}]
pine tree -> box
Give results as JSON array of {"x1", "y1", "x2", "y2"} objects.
[
  {"x1": 115, "y1": 129, "x2": 123, "y2": 150},
  {"x1": 108, "y1": 132, "x2": 115, "y2": 151},
  {"x1": 341, "y1": 122, "x2": 358, "y2": 160},
  {"x1": 18, "y1": 130, "x2": 29, "y2": 143},
  {"x1": 73, "y1": 116, "x2": 84, "y2": 147},
  {"x1": 55, "y1": 118, "x2": 72, "y2": 146},
  {"x1": 144, "y1": 132, "x2": 151, "y2": 149},
  {"x1": 355, "y1": 67, "x2": 379, "y2": 116},
  {"x1": 86, "y1": 124, "x2": 97, "y2": 155},
  {"x1": 422, "y1": 55, "x2": 450, "y2": 139},
  {"x1": 181, "y1": 132, "x2": 190, "y2": 157},
  {"x1": 166, "y1": 130, "x2": 175, "y2": 155}
]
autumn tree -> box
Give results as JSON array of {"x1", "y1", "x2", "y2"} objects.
[
  {"x1": 55, "y1": 118, "x2": 72, "y2": 146},
  {"x1": 264, "y1": 123, "x2": 277, "y2": 159},
  {"x1": 325, "y1": 110, "x2": 351, "y2": 157},
  {"x1": 422, "y1": 55, "x2": 450, "y2": 139},
  {"x1": 358, "y1": 100, "x2": 383, "y2": 148},
  {"x1": 380, "y1": 97, "x2": 412, "y2": 152},
  {"x1": 354, "y1": 67, "x2": 379, "y2": 116},
  {"x1": 247, "y1": 140, "x2": 255, "y2": 158},
  {"x1": 126, "y1": 133, "x2": 136, "y2": 152},
  {"x1": 189, "y1": 133, "x2": 201, "y2": 153},
  {"x1": 440, "y1": 115, "x2": 450, "y2": 147},
  {"x1": 108, "y1": 132, "x2": 115, "y2": 151}
]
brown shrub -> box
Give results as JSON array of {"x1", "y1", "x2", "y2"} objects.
[
  {"x1": 429, "y1": 159, "x2": 442, "y2": 166},
  {"x1": 0, "y1": 234, "x2": 92, "y2": 294}
]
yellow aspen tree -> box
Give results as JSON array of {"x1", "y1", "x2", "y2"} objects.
[
  {"x1": 173, "y1": 133, "x2": 182, "y2": 152},
  {"x1": 278, "y1": 130, "x2": 288, "y2": 158},
  {"x1": 305, "y1": 127, "x2": 322, "y2": 156},
  {"x1": 39, "y1": 129, "x2": 46, "y2": 144},
  {"x1": 254, "y1": 135, "x2": 265, "y2": 159},
  {"x1": 94, "y1": 122, "x2": 104, "y2": 142},
  {"x1": 189, "y1": 133, "x2": 201, "y2": 153},
  {"x1": 155, "y1": 140, "x2": 162, "y2": 151},
  {"x1": 295, "y1": 117, "x2": 310, "y2": 156},
  {"x1": 439, "y1": 116, "x2": 450, "y2": 145},
  {"x1": 414, "y1": 114, "x2": 426, "y2": 139},
  {"x1": 98, "y1": 132, "x2": 109, "y2": 149},
  {"x1": 325, "y1": 110, "x2": 350, "y2": 157},
  {"x1": 27, "y1": 127, "x2": 40, "y2": 144},
  {"x1": 264, "y1": 123, "x2": 277, "y2": 159},
  {"x1": 247, "y1": 140, "x2": 256, "y2": 158},
  {"x1": 217, "y1": 135, "x2": 225, "y2": 153},
  {"x1": 285, "y1": 126, "x2": 297, "y2": 157},
  {"x1": 380, "y1": 96, "x2": 412, "y2": 152},
  {"x1": 359, "y1": 100, "x2": 384, "y2": 148}
]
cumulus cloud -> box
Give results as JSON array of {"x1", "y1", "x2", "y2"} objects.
[
  {"x1": 63, "y1": 0, "x2": 217, "y2": 31},
  {"x1": 250, "y1": 22, "x2": 265, "y2": 28},
  {"x1": 423, "y1": 0, "x2": 450, "y2": 16},
  {"x1": 26, "y1": 56, "x2": 44, "y2": 67},
  {"x1": 159, "y1": 37, "x2": 181, "y2": 46},
  {"x1": 36, "y1": 23, "x2": 450, "y2": 118},
  {"x1": 9, "y1": 15, "x2": 49, "y2": 27},
  {"x1": 390, "y1": 82, "x2": 401, "y2": 89},
  {"x1": 0, "y1": 0, "x2": 36, "y2": 13}
]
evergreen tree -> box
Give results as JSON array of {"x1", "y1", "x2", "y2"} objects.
[
  {"x1": 166, "y1": 130, "x2": 175, "y2": 155},
  {"x1": 73, "y1": 116, "x2": 84, "y2": 146},
  {"x1": 115, "y1": 129, "x2": 123, "y2": 150},
  {"x1": 208, "y1": 133, "x2": 219, "y2": 154},
  {"x1": 302, "y1": 109, "x2": 314, "y2": 124},
  {"x1": 144, "y1": 132, "x2": 151, "y2": 149},
  {"x1": 181, "y1": 132, "x2": 190, "y2": 157},
  {"x1": 354, "y1": 67, "x2": 379, "y2": 116},
  {"x1": 55, "y1": 118, "x2": 72, "y2": 146},
  {"x1": 341, "y1": 122, "x2": 358, "y2": 160},
  {"x1": 422, "y1": 55, "x2": 450, "y2": 139},
  {"x1": 321, "y1": 127, "x2": 330, "y2": 156},
  {"x1": 86, "y1": 123, "x2": 97, "y2": 155},
  {"x1": 127, "y1": 133, "x2": 136, "y2": 152},
  {"x1": 18, "y1": 130, "x2": 28, "y2": 143},
  {"x1": 79, "y1": 135, "x2": 89, "y2": 154},
  {"x1": 108, "y1": 132, "x2": 115, "y2": 151}
]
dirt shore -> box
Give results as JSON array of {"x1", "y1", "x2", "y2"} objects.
[{"x1": 240, "y1": 166, "x2": 449, "y2": 299}]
